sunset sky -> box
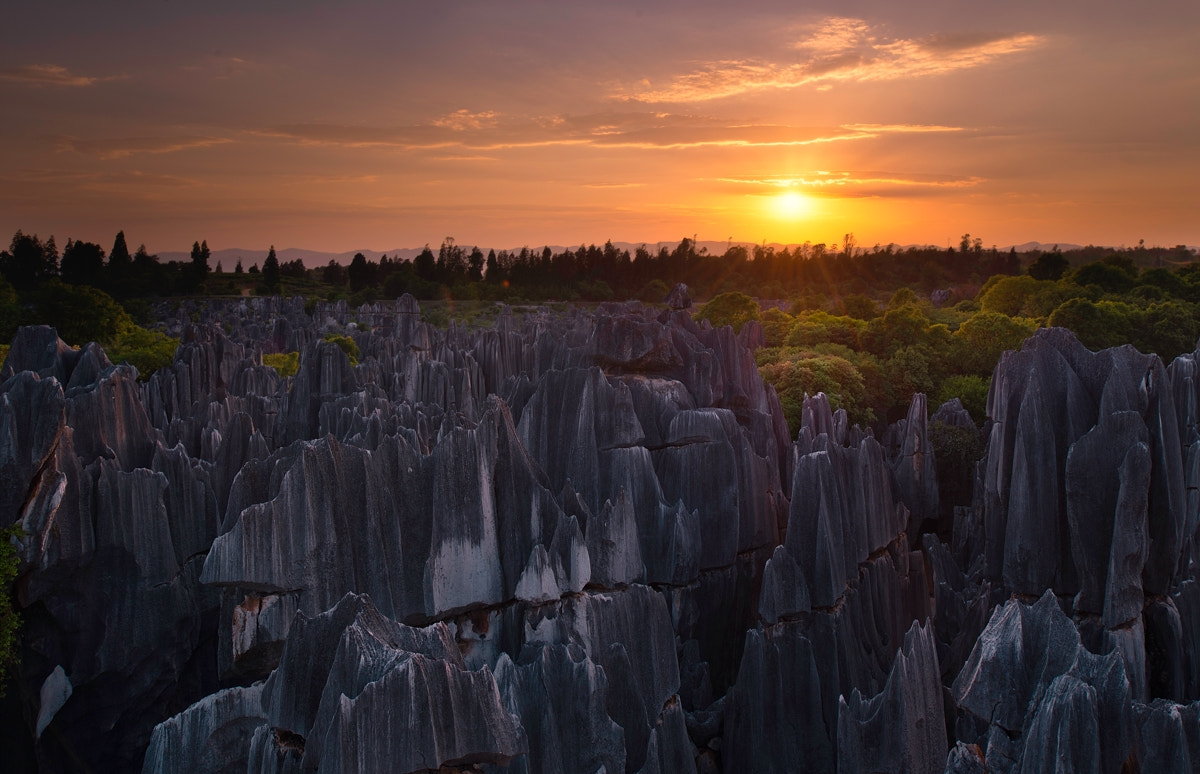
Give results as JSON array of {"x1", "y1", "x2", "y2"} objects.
[{"x1": 2, "y1": 0, "x2": 1197, "y2": 255}]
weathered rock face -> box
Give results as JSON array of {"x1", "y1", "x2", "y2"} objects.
[
  {"x1": 952, "y1": 592, "x2": 1133, "y2": 773},
  {"x1": 837, "y1": 621, "x2": 945, "y2": 774},
  {"x1": 1, "y1": 300, "x2": 793, "y2": 771},
  {"x1": 10, "y1": 301, "x2": 1200, "y2": 773},
  {"x1": 722, "y1": 392, "x2": 935, "y2": 773}
]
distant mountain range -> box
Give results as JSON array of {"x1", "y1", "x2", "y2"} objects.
[{"x1": 158, "y1": 240, "x2": 1188, "y2": 269}]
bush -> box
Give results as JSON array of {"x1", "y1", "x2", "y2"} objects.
[
  {"x1": 577, "y1": 279, "x2": 615, "y2": 302},
  {"x1": 935, "y1": 375, "x2": 990, "y2": 426},
  {"x1": 107, "y1": 326, "x2": 179, "y2": 381},
  {"x1": 0, "y1": 524, "x2": 21, "y2": 697},
  {"x1": 786, "y1": 311, "x2": 864, "y2": 349},
  {"x1": 760, "y1": 308, "x2": 794, "y2": 348},
  {"x1": 758, "y1": 349, "x2": 874, "y2": 433},
  {"x1": 322, "y1": 333, "x2": 360, "y2": 365},
  {"x1": 1047, "y1": 298, "x2": 1133, "y2": 351},
  {"x1": 0, "y1": 276, "x2": 20, "y2": 343},
  {"x1": 979, "y1": 275, "x2": 1045, "y2": 317},
  {"x1": 637, "y1": 279, "x2": 671, "y2": 303},
  {"x1": 694, "y1": 291, "x2": 759, "y2": 333},
  {"x1": 928, "y1": 421, "x2": 985, "y2": 525},
  {"x1": 29, "y1": 280, "x2": 130, "y2": 348},
  {"x1": 263, "y1": 351, "x2": 300, "y2": 377},
  {"x1": 952, "y1": 312, "x2": 1037, "y2": 376}
]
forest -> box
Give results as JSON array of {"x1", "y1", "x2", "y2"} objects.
[{"x1": 2, "y1": 227, "x2": 1198, "y2": 436}]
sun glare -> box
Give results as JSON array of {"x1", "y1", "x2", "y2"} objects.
[{"x1": 771, "y1": 191, "x2": 813, "y2": 220}]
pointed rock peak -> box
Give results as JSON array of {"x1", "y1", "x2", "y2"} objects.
[
  {"x1": 395, "y1": 293, "x2": 421, "y2": 316},
  {"x1": 801, "y1": 392, "x2": 836, "y2": 441},
  {"x1": 3, "y1": 326, "x2": 81, "y2": 384},
  {"x1": 664, "y1": 283, "x2": 691, "y2": 310}
]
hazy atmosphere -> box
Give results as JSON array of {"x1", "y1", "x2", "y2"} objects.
[{"x1": 2, "y1": 0, "x2": 1197, "y2": 253}]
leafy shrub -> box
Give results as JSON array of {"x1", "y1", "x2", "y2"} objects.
[
  {"x1": 979, "y1": 275, "x2": 1047, "y2": 317},
  {"x1": 786, "y1": 311, "x2": 865, "y2": 349},
  {"x1": 758, "y1": 349, "x2": 875, "y2": 433},
  {"x1": 263, "y1": 351, "x2": 300, "y2": 377},
  {"x1": 636, "y1": 279, "x2": 671, "y2": 304},
  {"x1": 29, "y1": 280, "x2": 130, "y2": 348},
  {"x1": 760, "y1": 308, "x2": 794, "y2": 348},
  {"x1": 935, "y1": 375, "x2": 991, "y2": 426},
  {"x1": 107, "y1": 326, "x2": 179, "y2": 381},
  {"x1": 0, "y1": 524, "x2": 21, "y2": 696},
  {"x1": 952, "y1": 312, "x2": 1037, "y2": 376},
  {"x1": 694, "y1": 291, "x2": 760, "y2": 333},
  {"x1": 322, "y1": 333, "x2": 360, "y2": 365}
]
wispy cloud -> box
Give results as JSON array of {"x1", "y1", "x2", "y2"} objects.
[
  {"x1": 253, "y1": 113, "x2": 953, "y2": 152},
  {"x1": 0, "y1": 168, "x2": 196, "y2": 189},
  {"x1": 618, "y1": 17, "x2": 1045, "y2": 102},
  {"x1": 54, "y1": 135, "x2": 233, "y2": 160},
  {"x1": 715, "y1": 170, "x2": 986, "y2": 198},
  {"x1": 0, "y1": 64, "x2": 114, "y2": 87},
  {"x1": 432, "y1": 109, "x2": 500, "y2": 131}
]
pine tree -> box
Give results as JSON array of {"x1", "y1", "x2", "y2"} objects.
[
  {"x1": 109, "y1": 230, "x2": 132, "y2": 287},
  {"x1": 262, "y1": 246, "x2": 281, "y2": 292}
]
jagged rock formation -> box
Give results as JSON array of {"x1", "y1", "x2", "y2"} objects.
[
  {"x1": 723, "y1": 391, "x2": 935, "y2": 772},
  {"x1": 6, "y1": 299, "x2": 1200, "y2": 773}
]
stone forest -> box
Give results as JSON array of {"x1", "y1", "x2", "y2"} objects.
[{"x1": 3, "y1": 286, "x2": 1200, "y2": 773}]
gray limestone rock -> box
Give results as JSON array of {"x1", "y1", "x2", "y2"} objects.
[
  {"x1": 492, "y1": 644, "x2": 625, "y2": 774},
  {"x1": 315, "y1": 653, "x2": 525, "y2": 773},
  {"x1": 26, "y1": 301, "x2": 1200, "y2": 774},
  {"x1": 0, "y1": 370, "x2": 66, "y2": 524},
  {"x1": 142, "y1": 683, "x2": 266, "y2": 774},
  {"x1": 1016, "y1": 674, "x2": 1101, "y2": 774},
  {"x1": 1129, "y1": 699, "x2": 1200, "y2": 774},
  {"x1": 1064, "y1": 411, "x2": 1151, "y2": 624},
  {"x1": 893, "y1": 393, "x2": 940, "y2": 537},
  {"x1": 952, "y1": 591, "x2": 1132, "y2": 774},
  {"x1": 943, "y1": 742, "x2": 987, "y2": 774},
  {"x1": 931, "y1": 397, "x2": 976, "y2": 431},
  {"x1": 758, "y1": 544, "x2": 810, "y2": 624},
  {"x1": 837, "y1": 620, "x2": 946, "y2": 774},
  {"x1": 664, "y1": 283, "x2": 692, "y2": 310},
  {"x1": 723, "y1": 624, "x2": 834, "y2": 773}
]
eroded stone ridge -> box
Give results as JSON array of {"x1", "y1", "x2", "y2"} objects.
[{"x1": 5, "y1": 301, "x2": 1200, "y2": 772}]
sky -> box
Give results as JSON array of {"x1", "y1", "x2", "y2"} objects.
[{"x1": 1, "y1": 0, "x2": 1197, "y2": 255}]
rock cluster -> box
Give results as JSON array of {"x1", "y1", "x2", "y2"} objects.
[{"x1": 3, "y1": 293, "x2": 1200, "y2": 772}]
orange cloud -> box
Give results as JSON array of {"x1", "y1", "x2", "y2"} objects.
[
  {"x1": 713, "y1": 170, "x2": 986, "y2": 199},
  {"x1": 618, "y1": 17, "x2": 1045, "y2": 102},
  {"x1": 252, "y1": 113, "x2": 920, "y2": 152},
  {"x1": 0, "y1": 64, "x2": 112, "y2": 87},
  {"x1": 54, "y1": 136, "x2": 234, "y2": 160},
  {"x1": 432, "y1": 110, "x2": 500, "y2": 131}
]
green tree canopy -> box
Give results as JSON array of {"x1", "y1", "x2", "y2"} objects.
[
  {"x1": 60, "y1": 239, "x2": 106, "y2": 287},
  {"x1": 1027, "y1": 251, "x2": 1070, "y2": 281},
  {"x1": 953, "y1": 312, "x2": 1038, "y2": 376},
  {"x1": 32, "y1": 280, "x2": 130, "y2": 348},
  {"x1": 694, "y1": 291, "x2": 760, "y2": 333}
]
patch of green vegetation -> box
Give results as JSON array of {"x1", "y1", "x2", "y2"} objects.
[
  {"x1": 421, "y1": 307, "x2": 450, "y2": 329},
  {"x1": 0, "y1": 524, "x2": 22, "y2": 696},
  {"x1": 322, "y1": 333, "x2": 360, "y2": 365},
  {"x1": 107, "y1": 326, "x2": 179, "y2": 381},
  {"x1": 693, "y1": 291, "x2": 760, "y2": 333},
  {"x1": 262, "y1": 351, "x2": 300, "y2": 377},
  {"x1": 935, "y1": 375, "x2": 991, "y2": 427}
]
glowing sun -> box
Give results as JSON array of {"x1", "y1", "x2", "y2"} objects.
[{"x1": 771, "y1": 191, "x2": 813, "y2": 220}]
